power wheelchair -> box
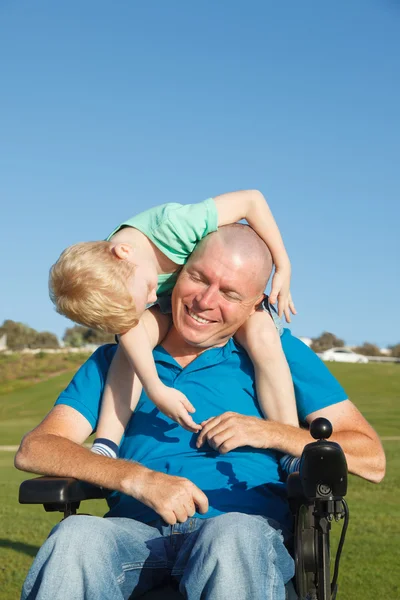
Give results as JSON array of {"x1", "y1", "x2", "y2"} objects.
[{"x1": 19, "y1": 418, "x2": 349, "y2": 600}]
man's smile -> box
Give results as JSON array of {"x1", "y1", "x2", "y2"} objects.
[{"x1": 185, "y1": 305, "x2": 215, "y2": 325}]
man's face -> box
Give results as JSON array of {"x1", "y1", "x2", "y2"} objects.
[{"x1": 172, "y1": 239, "x2": 264, "y2": 348}]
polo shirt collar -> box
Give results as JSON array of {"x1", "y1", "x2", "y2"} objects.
[{"x1": 153, "y1": 338, "x2": 241, "y2": 375}]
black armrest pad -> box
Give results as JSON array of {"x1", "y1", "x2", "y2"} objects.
[{"x1": 19, "y1": 476, "x2": 108, "y2": 504}]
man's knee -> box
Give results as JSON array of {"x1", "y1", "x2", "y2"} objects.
[
  {"x1": 49, "y1": 515, "x2": 112, "y2": 558},
  {"x1": 199, "y1": 512, "x2": 282, "y2": 558}
]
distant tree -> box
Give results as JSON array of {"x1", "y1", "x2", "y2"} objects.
[
  {"x1": 0, "y1": 320, "x2": 59, "y2": 349},
  {"x1": 82, "y1": 328, "x2": 115, "y2": 345},
  {"x1": 63, "y1": 325, "x2": 114, "y2": 347},
  {"x1": 31, "y1": 332, "x2": 60, "y2": 349},
  {"x1": 0, "y1": 320, "x2": 35, "y2": 350},
  {"x1": 352, "y1": 343, "x2": 381, "y2": 357},
  {"x1": 388, "y1": 344, "x2": 400, "y2": 358},
  {"x1": 63, "y1": 325, "x2": 86, "y2": 347},
  {"x1": 311, "y1": 332, "x2": 345, "y2": 353}
]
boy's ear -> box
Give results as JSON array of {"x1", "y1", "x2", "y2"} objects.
[{"x1": 112, "y1": 243, "x2": 133, "y2": 261}]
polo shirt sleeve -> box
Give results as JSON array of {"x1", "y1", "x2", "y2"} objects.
[
  {"x1": 54, "y1": 344, "x2": 116, "y2": 431},
  {"x1": 107, "y1": 198, "x2": 218, "y2": 264},
  {"x1": 280, "y1": 329, "x2": 348, "y2": 423}
]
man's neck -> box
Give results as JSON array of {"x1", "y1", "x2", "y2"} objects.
[{"x1": 161, "y1": 327, "x2": 223, "y2": 368}]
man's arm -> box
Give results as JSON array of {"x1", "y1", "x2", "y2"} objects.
[
  {"x1": 15, "y1": 404, "x2": 208, "y2": 523},
  {"x1": 197, "y1": 330, "x2": 385, "y2": 483},
  {"x1": 196, "y1": 400, "x2": 385, "y2": 484},
  {"x1": 15, "y1": 343, "x2": 209, "y2": 526},
  {"x1": 271, "y1": 399, "x2": 386, "y2": 483},
  {"x1": 14, "y1": 404, "x2": 147, "y2": 491}
]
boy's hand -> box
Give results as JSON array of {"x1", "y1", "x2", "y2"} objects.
[
  {"x1": 148, "y1": 385, "x2": 202, "y2": 433},
  {"x1": 269, "y1": 269, "x2": 296, "y2": 323}
]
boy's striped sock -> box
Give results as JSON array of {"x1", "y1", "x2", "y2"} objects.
[
  {"x1": 91, "y1": 438, "x2": 119, "y2": 459},
  {"x1": 280, "y1": 453, "x2": 301, "y2": 475}
]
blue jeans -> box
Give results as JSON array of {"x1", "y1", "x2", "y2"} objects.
[{"x1": 22, "y1": 512, "x2": 295, "y2": 600}]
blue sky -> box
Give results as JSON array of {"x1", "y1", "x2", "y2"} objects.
[{"x1": 0, "y1": 1, "x2": 399, "y2": 347}]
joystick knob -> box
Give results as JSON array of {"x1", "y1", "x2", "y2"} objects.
[{"x1": 310, "y1": 417, "x2": 333, "y2": 440}]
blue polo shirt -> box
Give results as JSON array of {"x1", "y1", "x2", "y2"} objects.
[{"x1": 55, "y1": 329, "x2": 347, "y2": 530}]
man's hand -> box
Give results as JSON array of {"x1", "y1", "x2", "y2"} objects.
[
  {"x1": 133, "y1": 470, "x2": 209, "y2": 524},
  {"x1": 147, "y1": 384, "x2": 202, "y2": 432},
  {"x1": 196, "y1": 412, "x2": 270, "y2": 453}
]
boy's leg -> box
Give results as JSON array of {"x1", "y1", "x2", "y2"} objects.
[
  {"x1": 234, "y1": 303, "x2": 298, "y2": 426},
  {"x1": 92, "y1": 344, "x2": 142, "y2": 458},
  {"x1": 260, "y1": 295, "x2": 284, "y2": 336},
  {"x1": 92, "y1": 307, "x2": 172, "y2": 458},
  {"x1": 21, "y1": 515, "x2": 170, "y2": 600},
  {"x1": 235, "y1": 299, "x2": 300, "y2": 476},
  {"x1": 173, "y1": 513, "x2": 294, "y2": 600}
]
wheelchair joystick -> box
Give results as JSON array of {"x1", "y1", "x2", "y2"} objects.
[
  {"x1": 300, "y1": 419, "x2": 347, "y2": 500},
  {"x1": 310, "y1": 417, "x2": 333, "y2": 441},
  {"x1": 292, "y1": 418, "x2": 350, "y2": 600}
]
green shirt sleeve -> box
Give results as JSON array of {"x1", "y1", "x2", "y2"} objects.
[{"x1": 107, "y1": 198, "x2": 218, "y2": 264}]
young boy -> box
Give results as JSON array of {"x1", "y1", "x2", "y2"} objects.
[{"x1": 50, "y1": 190, "x2": 298, "y2": 460}]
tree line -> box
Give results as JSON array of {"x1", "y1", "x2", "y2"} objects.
[
  {"x1": 1, "y1": 320, "x2": 399, "y2": 357},
  {"x1": 310, "y1": 331, "x2": 400, "y2": 358},
  {"x1": 0, "y1": 320, "x2": 114, "y2": 351}
]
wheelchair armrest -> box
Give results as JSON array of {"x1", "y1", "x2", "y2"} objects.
[{"x1": 19, "y1": 476, "x2": 108, "y2": 515}]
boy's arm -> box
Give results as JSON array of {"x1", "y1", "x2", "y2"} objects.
[
  {"x1": 214, "y1": 190, "x2": 294, "y2": 319},
  {"x1": 94, "y1": 344, "x2": 143, "y2": 446},
  {"x1": 214, "y1": 190, "x2": 289, "y2": 270},
  {"x1": 119, "y1": 312, "x2": 201, "y2": 432}
]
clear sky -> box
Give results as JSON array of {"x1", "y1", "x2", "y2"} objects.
[{"x1": 0, "y1": 0, "x2": 399, "y2": 347}]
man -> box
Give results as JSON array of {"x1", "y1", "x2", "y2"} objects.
[{"x1": 16, "y1": 225, "x2": 385, "y2": 600}]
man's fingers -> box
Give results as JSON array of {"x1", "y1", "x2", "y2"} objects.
[
  {"x1": 173, "y1": 505, "x2": 189, "y2": 523},
  {"x1": 200, "y1": 417, "x2": 215, "y2": 426},
  {"x1": 196, "y1": 417, "x2": 222, "y2": 447},
  {"x1": 192, "y1": 486, "x2": 209, "y2": 514},
  {"x1": 162, "y1": 510, "x2": 177, "y2": 525},
  {"x1": 203, "y1": 425, "x2": 232, "y2": 451},
  {"x1": 219, "y1": 435, "x2": 238, "y2": 454},
  {"x1": 184, "y1": 499, "x2": 196, "y2": 518}
]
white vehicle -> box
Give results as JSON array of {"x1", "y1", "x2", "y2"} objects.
[{"x1": 319, "y1": 347, "x2": 369, "y2": 364}]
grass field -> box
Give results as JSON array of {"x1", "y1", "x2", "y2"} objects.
[
  {"x1": 0, "y1": 352, "x2": 90, "y2": 396},
  {"x1": 0, "y1": 362, "x2": 399, "y2": 599}
]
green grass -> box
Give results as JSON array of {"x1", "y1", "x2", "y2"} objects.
[
  {"x1": 327, "y1": 362, "x2": 400, "y2": 436},
  {"x1": 0, "y1": 454, "x2": 105, "y2": 600},
  {"x1": 0, "y1": 362, "x2": 399, "y2": 599},
  {"x1": 0, "y1": 373, "x2": 79, "y2": 446},
  {"x1": 0, "y1": 352, "x2": 90, "y2": 395}
]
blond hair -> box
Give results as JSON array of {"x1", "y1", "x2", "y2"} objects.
[{"x1": 49, "y1": 241, "x2": 139, "y2": 333}]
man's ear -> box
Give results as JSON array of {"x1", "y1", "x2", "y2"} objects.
[
  {"x1": 112, "y1": 243, "x2": 134, "y2": 261},
  {"x1": 248, "y1": 294, "x2": 266, "y2": 317}
]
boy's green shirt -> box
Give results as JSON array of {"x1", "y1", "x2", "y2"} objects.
[{"x1": 107, "y1": 198, "x2": 218, "y2": 295}]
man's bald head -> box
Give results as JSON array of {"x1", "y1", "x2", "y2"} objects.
[{"x1": 190, "y1": 224, "x2": 273, "y2": 295}]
